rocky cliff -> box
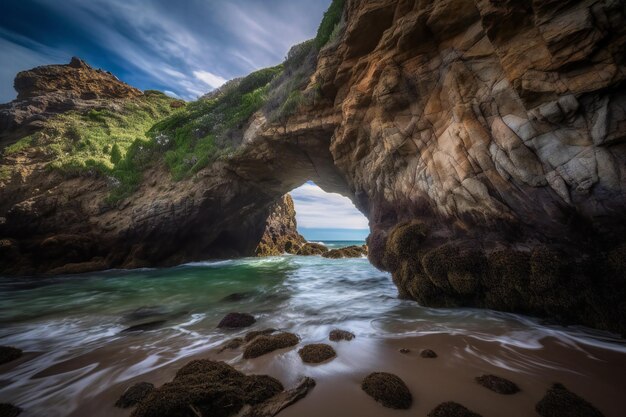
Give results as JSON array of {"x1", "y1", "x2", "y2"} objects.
[
  {"x1": 1, "y1": 0, "x2": 625, "y2": 334},
  {"x1": 255, "y1": 194, "x2": 307, "y2": 256}
]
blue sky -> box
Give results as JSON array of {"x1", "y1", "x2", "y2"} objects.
[
  {"x1": 0, "y1": 0, "x2": 332, "y2": 101},
  {"x1": 0, "y1": 0, "x2": 369, "y2": 239}
]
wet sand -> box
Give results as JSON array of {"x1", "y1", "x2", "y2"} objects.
[{"x1": 27, "y1": 331, "x2": 624, "y2": 417}]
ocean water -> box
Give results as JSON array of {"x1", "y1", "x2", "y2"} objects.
[{"x1": 1, "y1": 242, "x2": 625, "y2": 416}]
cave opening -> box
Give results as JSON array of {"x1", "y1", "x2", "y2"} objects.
[{"x1": 289, "y1": 181, "x2": 369, "y2": 243}]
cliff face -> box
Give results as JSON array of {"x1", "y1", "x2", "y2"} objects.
[
  {"x1": 255, "y1": 194, "x2": 307, "y2": 256},
  {"x1": 1, "y1": 0, "x2": 625, "y2": 333},
  {"x1": 0, "y1": 57, "x2": 142, "y2": 143}
]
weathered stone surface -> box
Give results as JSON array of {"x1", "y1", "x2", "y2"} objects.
[
  {"x1": 329, "y1": 329, "x2": 355, "y2": 341},
  {"x1": 296, "y1": 242, "x2": 329, "y2": 256},
  {"x1": 475, "y1": 374, "x2": 519, "y2": 395},
  {"x1": 243, "y1": 332, "x2": 299, "y2": 359},
  {"x1": 536, "y1": 383, "x2": 604, "y2": 417},
  {"x1": 217, "y1": 313, "x2": 256, "y2": 329},
  {"x1": 298, "y1": 344, "x2": 336, "y2": 363},
  {"x1": 255, "y1": 194, "x2": 306, "y2": 256},
  {"x1": 115, "y1": 382, "x2": 155, "y2": 408}
]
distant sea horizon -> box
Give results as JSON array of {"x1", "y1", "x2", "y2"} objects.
[{"x1": 298, "y1": 227, "x2": 369, "y2": 242}]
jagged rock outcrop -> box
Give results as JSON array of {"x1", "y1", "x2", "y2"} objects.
[
  {"x1": 255, "y1": 194, "x2": 307, "y2": 256},
  {"x1": 0, "y1": 57, "x2": 141, "y2": 143},
  {"x1": 1, "y1": 1, "x2": 625, "y2": 334}
]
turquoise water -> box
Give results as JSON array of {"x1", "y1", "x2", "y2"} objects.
[{"x1": 1, "y1": 242, "x2": 625, "y2": 416}]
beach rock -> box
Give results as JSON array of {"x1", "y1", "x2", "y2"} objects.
[
  {"x1": 361, "y1": 372, "x2": 412, "y2": 409},
  {"x1": 217, "y1": 313, "x2": 256, "y2": 329},
  {"x1": 242, "y1": 377, "x2": 316, "y2": 417},
  {"x1": 298, "y1": 344, "x2": 336, "y2": 363},
  {"x1": 0, "y1": 404, "x2": 21, "y2": 417},
  {"x1": 0, "y1": 346, "x2": 22, "y2": 365},
  {"x1": 536, "y1": 383, "x2": 604, "y2": 417},
  {"x1": 329, "y1": 329, "x2": 355, "y2": 341},
  {"x1": 475, "y1": 374, "x2": 520, "y2": 395},
  {"x1": 121, "y1": 320, "x2": 168, "y2": 333},
  {"x1": 322, "y1": 245, "x2": 367, "y2": 259},
  {"x1": 420, "y1": 349, "x2": 438, "y2": 358},
  {"x1": 399, "y1": 348, "x2": 411, "y2": 354},
  {"x1": 428, "y1": 402, "x2": 483, "y2": 417},
  {"x1": 245, "y1": 328, "x2": 277, "y2": 342},
  {"x1": 296, "y1": 243, "x2": 328, "y2": 256},
  {"x1": 115, "y1": 382, "x2": 155, "y2": 408},
  {"x1": 131, "y1": 360, "x2": 283, "y2": 417},
  {"x1": 243, "y1": 332, "x2": 299, "y2": 359},
  {"x1": 221, "y1": 292, "x2": 255, "y2": 302},
  {"x1": 255, "y1": 195, "x2": 307, "y2": 256},
  {"x1": 219, "y1": 337, "x2": 244, "y2": 352}
]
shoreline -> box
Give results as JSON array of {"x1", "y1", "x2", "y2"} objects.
[{"x1": 51, "y1": 328, "x2": 626, "y2": 417}]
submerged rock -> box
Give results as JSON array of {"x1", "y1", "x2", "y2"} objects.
[
  {"x1": 475, "y1": 374, "x2": 519, "y2": 395},
  {"x1": 219, "y1": 337, "x2": 245, "y2": 352},
  {"x1": 220, "y1": 292, "x2": 256, "y2": 302},
  {"x1": 0, "y1": 346, "x2": 22, "y2": 365},
  {"x1": 428, "y1": 402, "x2": 483, "y2": 417},
  {"x1": 121, "y1": 320, "x2": 168, "y2": 333},
  {"x1": 243, "y1": 332, "x2": 299, "y2": 359},
  {"x1": 329, "y1": 329, "x2": 355, "y2": 341},
  {"x1": 420, "y1": 349, "x2": 438, "y2": 358},
  {"x1": 131, "y1": 360, "x2": 283, "y2": 417},
  {"x1": 361, "y1": 372, "x2": 412, "y2": 409},
  {"x1": 245, "y1": 328, "x2": 277, "y2": 342},
  {"x1": 322, "y1": 245, "x2": 367, "y2": 259},
  {"x1": 0, "y1": 404, "x2": 22, "y2": 417},
  {"x1": 296, "y1": 242, "x2": 328, "y2": 256},
  {"x1": 298, "y1": 344, "x2": 336, "y2": 363},
  {"x1": 217, "y1": 313, "x2": 256, "y2": 329},
  {"x1": 536, "y1": 383, "x2": 604, "y2": 417},
  {"x1": 115, "y1": 382, "x2": 155, "y2": 408}
]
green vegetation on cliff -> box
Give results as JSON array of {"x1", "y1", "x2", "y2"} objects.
[{"x1": 314, "y1": 0, "x2": 345, "y2": 49}]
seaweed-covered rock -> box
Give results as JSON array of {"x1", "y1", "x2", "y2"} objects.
[
  {"x1": 420, "y1": 349, "x2": 437, "y2": 358},
  {"x1": 0, "y1": 346, "x2": 22, "y2": 365},
  {"x1": 298, "y1": 344, "x2": 336, "y2": 363},
  {"x1": 428, "y1": 402, "x2": 483, "y2": 417},
  {"x1": 115, "y1": 382, "x2": 155, "y2": 408},
  {"x1": 242, "y1": 375, "x2": 284, "y2": 405},
  {"x1": 296, "y1": 243, "x2": 328, "y2": 256},
  {"x1": 322, "y1": 245, "x2": 367, "y2": 259},
  {"x1": 245, "y1": 328, "x2": 276, "y2": 342},
  {"x1": 217, "y1": 313, "x2": 256, "y2": 329},
  {"x1": 243, "y1": 332, "x2": 299, "y2": 359},
  {"x1": 329, "y1": 329, "x2": 355, "y2": 341},
  {"x1": 536, "y1": 383, "x2": 604, "y2": 417},
  {"x1": 131, "y1": 360, "x2": 283, "y2": 417},
  {"x1": 219, "y1": 338, "x2": 244, "y2": 352},
  {"x1": 475, "y1": 374, "x2": 519, "y2": 395},
  {"x1": 0, "y1": 404, "x2": 21, "y2": 417},
  {"x1": 361, "y1": 372, "x2": 412, "y2": 409}
]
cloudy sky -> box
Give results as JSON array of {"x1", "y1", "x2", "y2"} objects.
[
  {"x1": 0, "y1": 0, "x2": 331, "y2": 101},
  {"x1": 0, "y1": 0, "x2": 369, "y2": 240}
]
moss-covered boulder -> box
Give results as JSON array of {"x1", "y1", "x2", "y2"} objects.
[
  {"x1": 428, "y1": 402, "x2": 483, "y2": 417},
  {"x1": 217, "y1": 313, "x2": 256, "y2": 329},
  {"x1": 361, "y1": 372, "x2": 412, "y2": 409},
  {"x1": 115, "y1": 382, "x2": 155, "y2": 408},
  {"x1": 536, "y1": 383, "x2": 604, "y2": 417},
  {"x1": 475, "y1": 374, "x2": 519, "y2": 395},
  {"x1": 243, "y1": 332, "x2": 299, "y2": 359},
  {"x1": 329, "y1": 329, "x2": 355, "y2": 341},
  {"x1": 130, "y1": 360, "x2": 282, "y2": 417},
  {"x1": 296, "y1": 242, "x2": 328, "y2": 256},
  {"x1": 298, "y1": 344, "x2": 336, "y2": 363}
]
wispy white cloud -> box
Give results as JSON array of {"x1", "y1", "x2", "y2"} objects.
[
  {"x1": 193, "y1": 70, "x2": 227, "y2": 89},
  {"x1": 290, "y1": 182, "x2": 369, "y2": 229},
  {"x1": 4, "y1": 0, "x2": 329, "y2": 101}
]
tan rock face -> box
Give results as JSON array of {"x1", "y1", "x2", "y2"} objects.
[
  {"x1": 255, "y1": 194, "x2": 307, "y2": 256},
  {"x1": 0, "y1": 57, "x2": 142, "y2": 143},
  {"x1": 1, "y1": 1, "x2": 625, "y2": 333}
]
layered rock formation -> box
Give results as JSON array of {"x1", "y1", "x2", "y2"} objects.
[
  {"x1": 1, "y1": 0, "x2": 625, "y2": 334},
  {"x1": 255, "y1": 194, "x2": 307, "y2": 256},
  {"x1": 0, "y1": 57, "x2": 142, "y2": 143}
]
